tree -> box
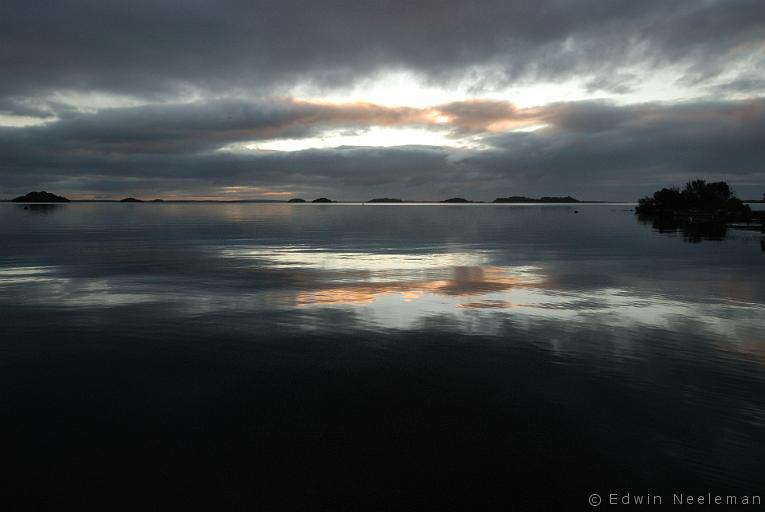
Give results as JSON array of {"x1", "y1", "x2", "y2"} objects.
[{"x1": 635, "y1": 180, "x2": 750, "y2": 219}]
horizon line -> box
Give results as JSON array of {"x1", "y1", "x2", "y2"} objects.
[{"x1": 2, "y1": 198, "x2": 632, "y2": 204}]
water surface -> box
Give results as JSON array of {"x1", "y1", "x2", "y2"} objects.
[{"x1": 2, "y1": 203, "x2": 764, "y2": 509}]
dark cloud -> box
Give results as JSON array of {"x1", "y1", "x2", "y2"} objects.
[
  {"x1": 1, "y1": 97, "x2": 763, "y2": 200},
  {"x1": 470, "y1": 99, "x2": 765, "y2": 198},
  {"x1": 710, "y1": 78, "x2": 765, "y2": 95},
  {"x1": 0, "y1": 98, "x2": 432, "y2": 164},
  {"x1": 0, "y1": 97, "x2": 540, "y2": 164},
  {"x1": 436, "y1": 100, "x2": 538, "y2": 133},
  {"x1": 1, "y1": 0, "x2": 763, "y2": 102}
]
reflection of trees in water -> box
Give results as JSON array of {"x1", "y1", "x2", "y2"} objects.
[
  {"x1": 637, "y1": 213, "x2": 728, "y2": 243},
  {"x1": 634, "y1": 179, "x2": 765, "y2": 245},
  {"x1": 639, "y1": 212, "x2": 765, "y2": 246},
  {"x1": 17, "y1": 204, "x2": 64, "y2": 214}
]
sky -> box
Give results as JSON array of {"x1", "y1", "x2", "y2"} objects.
[{"x1": 1, "y1": 0, "x2": 764, "y2": 201}]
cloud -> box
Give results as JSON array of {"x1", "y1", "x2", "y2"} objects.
[
  {"x1": 0, "y1": 1, "x2": 763, "y2": 199},
  {"x1": 469, "y1": 98, "x2": 765, "y2": 197},
  {"x1": 434, "y1": 100, "x2": 540, "y2": 133},
  {"x1": 1, "y1": 0, "x2": 763, "y2": 104},
  {"x1": 0, "y1": 98, "x2": 541, "y2": 161},
  {"x1": 1, "y1": 96, "x2": 763, "y2": 200}
]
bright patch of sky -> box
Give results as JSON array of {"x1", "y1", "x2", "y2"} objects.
[
  {"x1": 291, "y1": 70, "x2": 607, "y2": 108},
  {"x1": 0, "y1": 114, "x2": 56, "y2": 127},
  {"x1": 290, "y1": 65, "x2": 734, "y2": 109},
  {"x1": 222, "y1": 127, "x2": 486, "y2": 153}
]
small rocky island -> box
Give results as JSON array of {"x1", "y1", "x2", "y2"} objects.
[
  {"x1": 441, "y1": 197, "x2": 471, "y2": 203},
  {"x1": 120, "y1": 197, "x2": 144, "y2": 203},
  {"x1": 312, "y1": 197, "x2": 333, "y2": 203},
  {"x1": 493, "y1": 196, "x2": 579, "y2": 203},
  {"x1": 288, "y1": 198, "x2": 306, "y2": 203},
  {"x1": 12, "y1": 191, "x2": 70, "y2": 202},
  {"x1": 368, "y1": 198, "x2": 403, "y2": 203}
]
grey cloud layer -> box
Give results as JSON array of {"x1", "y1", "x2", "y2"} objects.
[
  {"x1": 0, "y1": 98, "x2": 536, "y2": 161},
  {"x1": 2, "y1": 98, "x2": 763, "y2": 200},
  {"x1": 1, "y1": 1, "x2": 763, "y2": 199},
  {"x1": 1, "y1": 0, "x2": 764, "y2": 105}
]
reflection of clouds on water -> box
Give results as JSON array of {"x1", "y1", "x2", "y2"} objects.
[
  {"x1": 2, "y1": 243, "x2": 763, "y2": 345},
  {"x1": 220, "y1": 246, "x2": 543, "y2": 307},
  {"x1": 214, "y1": 246, "x2": 765, "y2": 340},
  {"x1": 294, "y1": 266, "x2": 541, "y2": 306},
  {"x1": 220, "y1": 247, "x2": 493, "y2": 273},
  {"x1": 217, "y1": 203, "x2": 295, "y2": 222},
  {"x1": 457, "y1": 300, "x2": 511, "y2": 309},
  {"x1": 0, "y1": 266, "x2": 156, "y2": 307},
  {"x1": 0, "y1": 266, "x2": 57, "y2": 283}
]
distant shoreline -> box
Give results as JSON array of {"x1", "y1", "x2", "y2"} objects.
[
  {"x1": 4, "y1": 199, "x2": 760, "y2": 204},
  {"x1": 2, "y1": 199, "x2": 638, "y2": 205}
]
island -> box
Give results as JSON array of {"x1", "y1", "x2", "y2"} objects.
[
  {"x1": 636, "y1": 180, "x2": 752, "y2": 221},
  {"x1": 120, "y1": 197, "x2": 144, "y2": 203},
  {"x1": 11, "y1": 191, "x2": 70, "y2": 202},
  {"x1": 635, "y1": 180, "x2": 762, "y2": 242},
  {"x1": 312, "y1": 197, "x2": 333, "y2": 203},
  {"x1": 493, "y1": 195, "x2": 579, "y2": 203},
  {"x1": 288, "y1": 198, "x2": 306, "y2": 203},
  {"x1": 368, "y1": 198, "x2": 403, "y2": 203},
  {"x1": 441, "y1": 197, "x2": 471, "y2": 203}
]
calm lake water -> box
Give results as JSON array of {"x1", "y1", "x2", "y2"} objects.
[{"x1": 2, "y1": 203, "x2": 764, "y2": 509}]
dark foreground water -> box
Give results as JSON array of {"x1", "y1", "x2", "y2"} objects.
[{"x1": 2, "y1": 203, "x2": 764, "y2": 510}]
